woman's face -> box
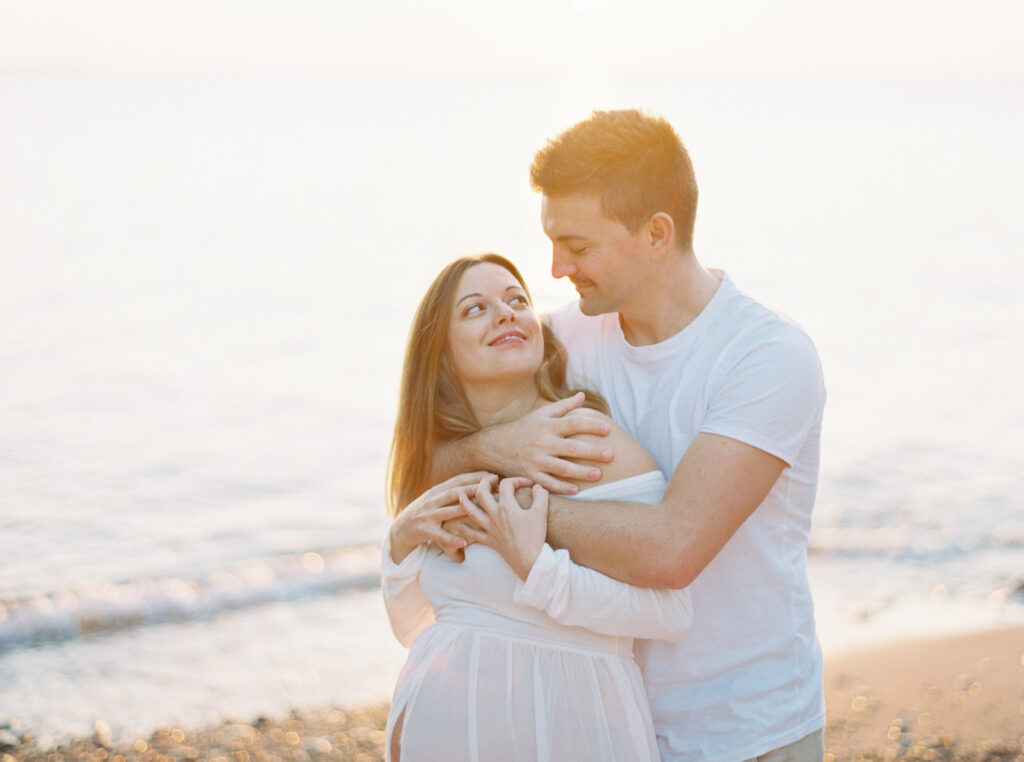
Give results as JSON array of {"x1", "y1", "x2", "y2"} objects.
[{"x1": 447, "y1": 262, "x2": 544, "y2": 389}]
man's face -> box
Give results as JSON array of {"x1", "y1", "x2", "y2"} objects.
[{"x1": 541, "y1": 194, "x2": 650, "y2": 317}]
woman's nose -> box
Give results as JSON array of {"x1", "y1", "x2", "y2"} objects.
[{"x1": 495, "y1": 301, "x2": 516, "y2": 322}]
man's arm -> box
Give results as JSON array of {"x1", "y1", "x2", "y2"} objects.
[
  {"x1": 454, "y1": 477, "x2": 693, "y2": 640},
  {"x1": 430, "y1": 392, "x2": 615, "y2": 495},
  {"x1": 544, "y1": 320, "x2": 823, "y2": 587},
  {"x1": 545, "y1": 433, "x2": 786, "y2": 588}
]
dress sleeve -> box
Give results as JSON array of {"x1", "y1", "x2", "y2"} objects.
[
  {"x1": 513, "y1": 543, "x2": 692, "y2": 640},
  {"x1": 380, "y1": 534, "x2": 435, "y2": 648}
]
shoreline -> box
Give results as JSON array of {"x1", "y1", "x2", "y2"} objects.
[{"x1": 4, "y1": 626, "x2": 1021, "y2": 762}]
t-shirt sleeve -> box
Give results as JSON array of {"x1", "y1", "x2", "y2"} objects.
[{"x1": 699, "y1": 321, "x2": 825, "y2": 466}]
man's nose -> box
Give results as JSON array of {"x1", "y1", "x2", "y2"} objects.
[{"x1": 551, "y1": 249, "x2": 575, "y2": 279}]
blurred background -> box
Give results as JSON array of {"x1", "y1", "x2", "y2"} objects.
[{"x1": 2, "y1": 0, "x2": 1022, "y2": 746}]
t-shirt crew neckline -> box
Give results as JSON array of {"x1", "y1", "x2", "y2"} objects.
[{"x1": 612, "y1": 271, "x2": 732, "y2": 363}]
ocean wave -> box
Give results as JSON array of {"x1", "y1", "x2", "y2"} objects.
[
  {"x1": 808, "y1": 525, "x2": 1024, "y2": 558},
  {"x1": 0, "y1": 545, "x2": 382, "y2": 650}
]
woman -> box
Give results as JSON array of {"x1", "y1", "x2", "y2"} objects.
[{"x1": 382, "y1": 254, "x2": 692, "y2": 761}]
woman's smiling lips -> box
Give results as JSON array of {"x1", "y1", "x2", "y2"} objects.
[{"x1": 488, "y1": 330, "x2": 528, "y2": 346}]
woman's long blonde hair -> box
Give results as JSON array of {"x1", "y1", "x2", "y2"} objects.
[{"x1": 386, "y1": 253, "x2": 608, "y2": 516}]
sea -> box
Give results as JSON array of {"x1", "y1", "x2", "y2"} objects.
[{"x1": 1, "y1": 70, "x2": 1022, "y2": 746}]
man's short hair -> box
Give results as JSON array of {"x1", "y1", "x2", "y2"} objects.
[{"x1": 530, "y1": 109, "x2": 698, "y2": 250}]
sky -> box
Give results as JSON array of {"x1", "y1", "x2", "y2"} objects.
[{"x1": 1, "y1": 0, "x2": 1022, "y2": 78}]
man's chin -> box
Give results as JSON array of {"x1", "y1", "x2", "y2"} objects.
[{"x1": 577, "y1": 298, "x2": 608, "y2": 317}]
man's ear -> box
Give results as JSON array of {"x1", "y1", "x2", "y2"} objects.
[{"x1": 647, "y1": 212, "x2": 675, "y2": 254}]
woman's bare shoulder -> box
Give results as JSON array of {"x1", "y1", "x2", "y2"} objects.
[{"x1": 565, "y1": 408, "x2": 658, "y2": 488}]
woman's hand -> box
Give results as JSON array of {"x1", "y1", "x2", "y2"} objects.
[
  {"x1": 389, "y1": 472, "x2": 498, "y2": 563},
  {"x1": 456, "y1": 476, "x2": 549, "y2": 580}
]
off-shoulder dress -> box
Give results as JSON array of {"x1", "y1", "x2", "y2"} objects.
[{"x1": 381, "y1": 471, "x2": 691, "y2": 762}]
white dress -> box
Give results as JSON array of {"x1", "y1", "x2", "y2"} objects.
[{"x1": 381, "y1": 471, "x2": 692, "y2": 762}]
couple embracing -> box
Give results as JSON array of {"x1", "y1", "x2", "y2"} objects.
[{"x1": 380, "y1": 109, "x2": 826, "y2": 762}]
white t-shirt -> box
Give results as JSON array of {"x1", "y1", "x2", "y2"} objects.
[{"x1": 548, "y1": 273, "x2": 826, "y2": 762}]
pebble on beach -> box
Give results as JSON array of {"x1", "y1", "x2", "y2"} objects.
[
  {"x1": 5, "y1": 628, "x2": 1022, "y2": 762},
  {"x1": 3, "y1": 705, "x2": 389, "y2": 762}
]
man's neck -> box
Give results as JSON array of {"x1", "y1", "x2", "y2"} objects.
[{"x1": 618, "y1": 254, "x2": 722, "y2": 346}]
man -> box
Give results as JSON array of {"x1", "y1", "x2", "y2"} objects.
[{"x1": 433, "y1": 109, "x2": 826, "y2": 761}]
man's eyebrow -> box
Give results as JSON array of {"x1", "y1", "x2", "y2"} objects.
[
  {"x1": 554, "y1": 233, "x2": 588, "y2": 242},
  {"x1": 455, "y1": 285, "x2": 523, "y2": 306}
]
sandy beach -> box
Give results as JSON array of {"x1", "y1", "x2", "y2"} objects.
[
  {"x1": 3, "y1": 627, "x2": 1021, "y2": 762},
  {"x1": 822, "y1": 627, "x2": 1023, "y2": 761}
]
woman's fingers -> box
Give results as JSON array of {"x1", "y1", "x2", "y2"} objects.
[
  {"x1": 430, "y1": 501, "x2": 469, "y2": 523},
  {"x1": 452, "y1": 520, "x2": 489, "y2": 547},
  {"x1": 430, "y1": 526, "x2": 468, "y2": 560},
  {"x1": 455, "y1": 489, "x2": 496, "y2": 549},
  {"x1": 472, "y1": 475, "x2": 503, "y2": 518},
  {"x1": 415, "y1": 477, "x2": 487, "y2": 515},
  {"x1": 458, "y1": 488, "x2": 492, "y2": 532},
  {"x1": 416, "y1": 472, "x2": 496, "y2": 507},
  {"x1": 504, "y1": 476, "x2": 533, "y2": 491},
  {"x1": 497, "y1": 476, "x2": 526, "y2": 507},
  {"x1": 437, "y1": 471, "x2": 495, "y2": 489}
]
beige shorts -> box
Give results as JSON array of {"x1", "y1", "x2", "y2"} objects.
[{"x1": 744, "y1": 728, "x2": 825, "y2": 762}]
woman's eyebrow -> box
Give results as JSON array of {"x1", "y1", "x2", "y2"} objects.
[{"x1": 455, "y1": 286, "x2": 522, "y2": 306}]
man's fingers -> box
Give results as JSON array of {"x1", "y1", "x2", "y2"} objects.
[
  {"x1": 537, "y1": 391, "x2": 586, "y2": 418},
  {"x1": 529, "y1": 472, "x2": 580, "y2": 496},
  {"x1": 542, "y1": 456, "x2": 603, "y2": 484},
  {"x1": 555, "y1": 419, "x2": 613, "y2": 448}
]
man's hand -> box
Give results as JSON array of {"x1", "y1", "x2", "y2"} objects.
[
  {"x1": 484, "y1": 392, "x2": 613, "y2": 494},
  {"x1": 389, "y1": 472, "x2": 497, "y2": 563},
  {"x1": 455, "y1": 476, "x2": 548, "y2": 580}
]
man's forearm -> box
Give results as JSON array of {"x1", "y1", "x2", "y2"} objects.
[
  {"x1": 545, "y1": 434, "x2": 788, "y2": 589},
  {"x1": 431, "y1": 429, "x2": 499, "y2": 485},
  {"x1": 546, "y1": 496, "x2": 687, "y2": 588}
]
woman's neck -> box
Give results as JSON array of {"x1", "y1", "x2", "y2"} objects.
[{"x1": 466, "y1": 380, "x2": 545, "y2": 428}]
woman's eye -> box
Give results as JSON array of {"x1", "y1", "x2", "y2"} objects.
[
  {"x1": 508, "y1": 295, "x2": 528, "y2": 306},
  {"x1": 465, "y1": 303, "x2": 483, "y2": 315}
]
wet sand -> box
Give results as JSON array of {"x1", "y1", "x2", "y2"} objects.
[
  {"x1": 3, "y1": 627, "x2": 1021, "y2": 761},
  {"x1": 823, "y1": 626, "x2": 1023, "y2": 761}
]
